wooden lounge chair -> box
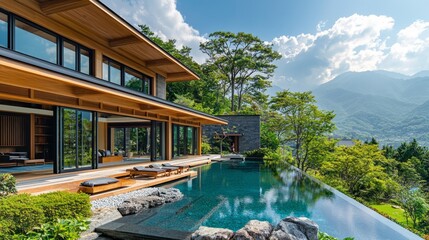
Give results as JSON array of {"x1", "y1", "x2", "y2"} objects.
[
  {"x1": 79, "y1": 177, "x2": 123, "y2": 194},
  {"x1": 149, "y1": 163, "x2": 180, "y2": 174},
  {"x1": 127, "y1": 166, "x2": 168, "y2": 179},
  {"x1": 162, "y1": 163, "x2": 190, "y2": 173}
]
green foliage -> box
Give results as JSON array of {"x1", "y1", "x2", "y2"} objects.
[
  {"x1": 270, "y1": 90, "x2": 335, "y2": 172},
  {"x1": 318, "y1": 232, "x2": 354, "y2": 240},
  {"x1": 397, "y1": 189, "x2": 429, "y2": 227},
  {"x1": 23, "y1": 217, "x2": 89, "y2": 240},
  {"x1": 201, "y1": 136, "x2": 212, "y2": 154},
  {"x1": 200, "y1": 31, "x2": 281, "y2": 112},
  {"x1": 320, "y1": 141, "x2": 398, "y2": 202},
  {"x1": 263, "y1": 148, "x2": 293, "y2": 170},
  {"x1": 260, "y1": 122, "x2": 280, "y2": 151},
  {"x1": 244, "y1": 148, "x2": 272, "y2": 158},
  {"x1": 395, "y1": 139, "x2": 426, "y2": 162},
  {"x1": 0, "y1": 173, "x2": 17, "y2": 197},
  {"x1": 0, "y1": 191, "x2": 91, "y2": 238},
  {"x1": 34, "y1": 191, "x2": 91, "y2": 222},
  {"x1": 0, "y1": 194, "x2": 45, "y2": 235}
]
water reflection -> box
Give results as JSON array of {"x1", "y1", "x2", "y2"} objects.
[{"x1": 174, "y1": 162, "x2": 333, "y2": 231}]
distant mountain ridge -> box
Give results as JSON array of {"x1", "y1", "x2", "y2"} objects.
[{"x1": 311, "y1": 70, "x2": 429, "y2": 146}]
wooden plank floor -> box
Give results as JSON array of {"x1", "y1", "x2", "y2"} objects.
[{"x1": 16, "y1": 156, "x2": 213, "y2": 196}]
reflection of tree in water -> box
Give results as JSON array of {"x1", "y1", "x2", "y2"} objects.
[{"x1": 199, "y1": 162, "x2": 334, "y2": 229}]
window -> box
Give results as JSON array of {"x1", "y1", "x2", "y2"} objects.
[
  {"x1": 63, "y1": 41, "x2": 76, "y2": 70},
  {"x1": 14, "y1": 19, "x2": 57, "y2": 64},
  {"x1": 0, "y1": 12, "x2": 7, "y2": 48},
  {"x1": 103, "y1": 56, "x2": 152, "y2": 94},
  {"x1": 125, "y1": 67, "x2": 142, "y2": 91},
  {"x1": 172, "y1": 124, "x2": 197, "y2": 158},
  {"x1": 79, "y1": 48, "x2": 91, "y2": 75}
]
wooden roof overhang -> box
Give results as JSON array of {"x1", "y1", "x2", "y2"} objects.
[
  {"x1": 4, "y1": 0, "x2": 199, "y2": 82},
  {"x1": 0, "y1": 48, "x2": 227, "y2": 126}
]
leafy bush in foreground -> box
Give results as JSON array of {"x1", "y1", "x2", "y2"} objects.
[
  {"x1": 35, "y1": 191, "x2": 91, "y2": 222},
  {"x1": 0, "y1": 173, "x2": 17, "y2": 197},
  {"x1": 0, "y1": 191, "x2": 91, "y2": 238},
  {"x1": 24, "y1": 218, "x2": 89, "y2": 240},
  {"x1": 318, "y1": 231, "x2": 354, "y2": 240},
  {"x1": 244, "y1": 148, "x2": 272, "y2": 158}
]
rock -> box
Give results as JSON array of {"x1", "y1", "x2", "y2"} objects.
[
  {"x1": 192, "y1": 226, "x2": 234, "y2": 240},
  {"x1": 391, "y1": 205, "x2": 401, "y2": 209},
  {"x1": 272, "y1": 221, "x2": 307, "y2": 240},
  {"x1": 79, "y1": 232, "x2": 101, "y2": 240},
  {"x1": 232, "y1": 229, "x2": 253, "y2": 240},
  {"x1": 144, "y1": 196, "x2": 164, "y2": 207},
  {"x1": 84, "y1": 207, "x2": 122, "y2": 233},
  {"x1": 157, "y1": 187, "x2": 184, "y2": 203},
  {"x1": 117, "y1": 201, "x2": 143, "y2": 216},
  {"x1": 242, "y1": 220, "x2": 272, "y2": 240},
  {"x1": 283, "y1": 217, "x2": 318, "y2": 240}
]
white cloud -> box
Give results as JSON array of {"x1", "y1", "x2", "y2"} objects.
[
  {"x1": 102, "y1": 0, "x2": 207, "y2": 63},
  {"x1": 271, "y1": 14, "x2": 395, "y2": 91}
]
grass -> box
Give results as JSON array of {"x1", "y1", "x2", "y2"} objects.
[{"x1": 370, "y1": 203, "x2": 408, "y2": 226}]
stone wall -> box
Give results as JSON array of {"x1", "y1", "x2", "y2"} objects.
[
  {"x1": 203, "y1": 115, "x2": 260, "y2": 153},
  {"x1": 156, "y1": 74, "x2": 166, "y2": 99}
]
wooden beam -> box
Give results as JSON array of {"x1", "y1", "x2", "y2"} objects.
[
  {"x1": 39, "y1": 0, "x2": 91, "y2": 15},
  {"x1": 146, "y1": 59, "x2": 174, "y2": 68},
  {"x1": 109, "y1": 36, "x2": 140, "y2": 47},
  {"x1": 166, "y1": 72, "x2": 193, "y2": 82}
]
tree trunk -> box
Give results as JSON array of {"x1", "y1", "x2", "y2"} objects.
[{"x1": 231, "y1": 78, "x2": 235, "y2": 112}]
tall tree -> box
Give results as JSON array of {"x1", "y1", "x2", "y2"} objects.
[
  {"x1": 200, "y1": 32, "x2": 281, "y2": 112},
  {"x1": 270, "y1": 90, "x2": 335, "y2": 171}
]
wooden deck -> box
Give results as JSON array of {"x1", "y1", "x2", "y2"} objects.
[{"x1": 16, "y1": 156, "x2": 214, "y2": 197}]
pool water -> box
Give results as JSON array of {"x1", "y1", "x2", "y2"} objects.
[{"x1": 121, "y1": 161, "x2": 421, "y2": 240}]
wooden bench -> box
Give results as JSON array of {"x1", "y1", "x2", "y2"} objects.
[
  {"x1": 79, "y1": 178, "x2": 134, "y2": 195},
  {"x1": 99, "y1": 155, "x2": 123, "y2": 163},
  {"x1": 15, "y1": 159, "x2": 45, "y2": 166}
]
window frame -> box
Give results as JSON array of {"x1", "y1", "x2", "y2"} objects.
[
  {"x1": 103, "y1": 56, "x2": 153, "y2": 95},
  {"x1": 0, "y1": 8, "x2": 94, "y2": 76}
]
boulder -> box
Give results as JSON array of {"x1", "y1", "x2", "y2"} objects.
[
  {"x1": 283, "y1": 217, "x2": 318, "y2": 240},
  {"x1": 271, "y1": 221, "x2": 307, "y2": 240},
  {"x1": 144, "y1": 195, "x2": 165, "y2": 207},
  {"x1": 86, "y1": 207, "x2": 122, "y2": 232},
  {"x1": 117, "y1": 201, "x2": 143, "y2": 216},
  {"x1": 242, "y1": 220, "x2": 272, "y2": 240},
  {"x1": 192, "y1": 226, "x2": 234, "y2": 240},
  {"x1": 232, "y1": 229, "x2": 253, "y2": 240},
  {"x1": 157, "y1": 187, "x2": 184, "y2": 203}
]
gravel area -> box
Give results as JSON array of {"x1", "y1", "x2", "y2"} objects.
[{"x1": 91, "y1": 187, "x2": 159, "y2": 210}]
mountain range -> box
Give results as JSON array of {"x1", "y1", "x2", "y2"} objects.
[{"x1": 271, "y1": 70, "x2": 429, "y2": 146}]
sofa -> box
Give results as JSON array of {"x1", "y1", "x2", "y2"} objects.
[{"x1": 0, "y1": 152, "x2": 29, "y2": 164}]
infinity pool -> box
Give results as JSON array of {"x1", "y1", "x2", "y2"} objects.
[{"x1": 112, "y1": 161, "x2": 421, "y2": 239}]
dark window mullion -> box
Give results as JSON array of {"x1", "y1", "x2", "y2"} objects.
[
  {"x1": 58, "y1": 37, "x2": 63, "y2": 66},
  {"x1": 76, "y1": 44, "x2": 81, "y2": 72},
  {"x1": 9, "y1": 14, "x2": 14, "y2": 50}
]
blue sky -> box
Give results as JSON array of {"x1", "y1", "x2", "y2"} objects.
[{"x1": 102, "y1": 0, "x2": 429, "y2": 91}]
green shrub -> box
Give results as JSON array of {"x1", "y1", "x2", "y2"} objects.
[
  {"x1": 202, "y1": 142, "x2": 212, "y2": 154},
  {"x1": 0, "y1": 194, "x2": 45, "y2": 235},
  {"x1": 244, "y1": 148, "x2": 272, "y2": 158},
  {"x1": 0, "y1": 173, "x2": 17, "y2": 197},
  {"x1": 34, "y1": 191, "x2": 91, "y2": 222},
  {"x1": 318, "y1": 232, "x2": 354, "y2": 240},
  {"x1": 24, "y1": 217, "x2": 89, "y2": 240}
]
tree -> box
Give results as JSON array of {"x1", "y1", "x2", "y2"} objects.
[
  {"x1": 200, "y1": 32, "x2": 281, "y2": 112},
  {"x1": 394, "y1": 139, "x2": 426, "y2": 162},
  {"x1": 321, "y1": 141, "x2": 397, "y2": 201},
  {"x1": 397, "y1": 188, "x2": 429, "y2": 227},
  {"x1": 270, "y1": 90, "x2": 335, "y2": 172}
]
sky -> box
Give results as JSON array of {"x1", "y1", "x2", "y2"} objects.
[{"x1": 102, "y1": 0, "x2": 429, "y2": 91}]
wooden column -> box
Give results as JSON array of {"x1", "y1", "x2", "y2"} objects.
[
  {"x1": 165, "y1": 117, "x2": 172, "y2": 160},
  {"x1": 29, "y1": 114, "x2": 35, "y2": 159},
  {"x1": 197, "y1": 126, "x2": 202, "y2": 155},
  {"x1": 94, "y1": 50, "x2": 103, "y2": 79}
]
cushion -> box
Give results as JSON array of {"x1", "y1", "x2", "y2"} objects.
[
  {"x1": 80, "y1": 177, "x2": 118, "y2": 187},
  {"x1": 162, "y1": 163, "x2": 173, "y2": 167},
  {"x1": 105, "y1": 150, "x2": 111, "y2": 156},
  {"x1": 133, "y1": 166, "x2": 165, "y2": 172},
  {"x1": 149, "y1": 163, "x2": 162, "y2": 168}
]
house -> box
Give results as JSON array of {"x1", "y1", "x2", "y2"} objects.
[
  {"x1": 0, "y1": 0, "x2": 226, "y2": 174},
  {"x1": 203, "y1": 115, "x2": 260, "y2": 153}
]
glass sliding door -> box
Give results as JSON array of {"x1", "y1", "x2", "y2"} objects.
[
  {"x1": 61, "y1": 108, "x2": 95, "y2": 171},
  {"x1": 172, "y1": 124, "x2": 198, "y2": 158},
  {"x1": 151, "y1": 121, "x2": 165, "y2": 161}
]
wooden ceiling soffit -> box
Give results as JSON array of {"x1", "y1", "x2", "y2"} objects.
[
  {"x1": 166, "y1": 72, "x2": 193, "y2": 82},
  {"x1": 146, "y1": 58, "x2": 174, "y2": 68},
  {"x1": 39, "y1": 0, "x2": 91, "y2": 15},
  {"x1": 109, "y1": 36, "x2": 140, "y2": 47}
]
